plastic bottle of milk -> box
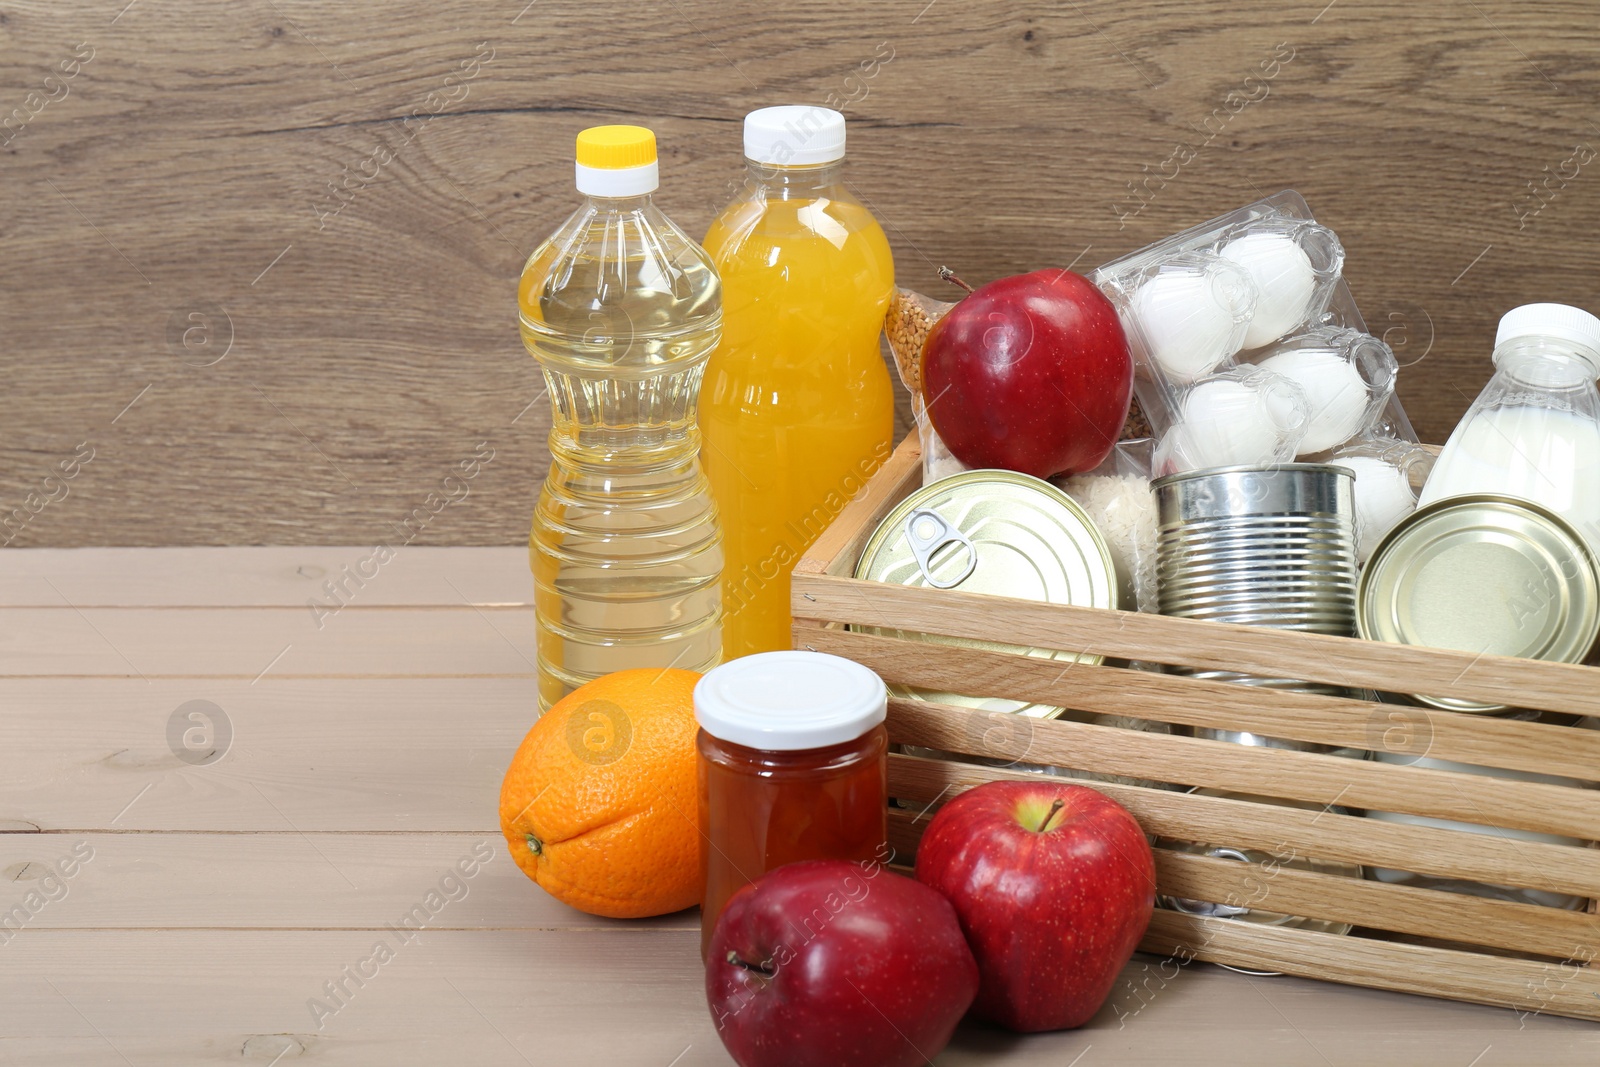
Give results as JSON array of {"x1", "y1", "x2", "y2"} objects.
[{"x1": 1419, "y1": 303, "x2": 1600, "y2": 558}]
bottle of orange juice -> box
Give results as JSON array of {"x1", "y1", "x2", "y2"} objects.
[{"x1": 699, "y1": 106, "x2": 896, "y2": 658}]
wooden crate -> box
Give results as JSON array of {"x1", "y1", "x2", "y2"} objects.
[{"x1": 791, "y1": 436, "x2": 1600, "y2": 1023}]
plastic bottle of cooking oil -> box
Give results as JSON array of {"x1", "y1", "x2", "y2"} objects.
[
  {"x1": 699, "y1": 106, "x2": 896, "y2": 659},
  {"x1": 518, "y1": 125, "x2": 723, "y2": 709}
]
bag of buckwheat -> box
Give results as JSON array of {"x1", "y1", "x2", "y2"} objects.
[{"x1": 884, "y1": 288, "x2": 968, "y2": 484}]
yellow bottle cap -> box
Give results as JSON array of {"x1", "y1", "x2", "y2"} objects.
[{"x1": 575, "y1": 125, "x2": 657, "y2": 170}]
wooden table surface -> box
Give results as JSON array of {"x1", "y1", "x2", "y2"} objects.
[{"x1": 1, "y1": 547, "x2": 1596, "y2": 1066}]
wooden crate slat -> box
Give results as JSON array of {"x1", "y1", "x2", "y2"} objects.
[
  {"x1": 793, "y1": 573, "x2": 1600, "y2": 718},
  {"x1": 1150, "y1": 850, "x2": 1600, "y2": 963},
  {"x1": 887, "y1": 809, "x2": 1599, "y2": 961},
  {"x1": 888, "y1": 754, "x2": 1600, "y2": 899},
  {"x1": 799, "y1": 626, "x2": 1600, "y2": 783},
  {"x1": 1141, "y1": 911, "x2": 1600, "y2": 1023},
  {"x1": 879, "y1": 694, "x2": 1600, "y2": 841}
]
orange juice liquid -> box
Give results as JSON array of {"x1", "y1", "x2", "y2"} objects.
[{"x1": 699, "y1": 170, "x2": 895, "y2": 658}]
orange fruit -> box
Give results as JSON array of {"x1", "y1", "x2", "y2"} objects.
[{"x1": 499, "y1": 668, "x2": 703, "y2": 918}]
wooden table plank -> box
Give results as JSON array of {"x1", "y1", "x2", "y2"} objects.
[
  {"x1": 0, "y1": 679, "x2": 530, "y2": 832},
  {"x1": 0, "y1": 832, "x2": 696, "y2": 932},
  {"x1": 0, "y1": 547, "x2": 530, "y2": 608},
  {"x1": 1, "y1": 932, "x2": 1593, "y2": 1067},
  {"x1": 0, "y1": 606, "x2": 537, "y2": 678},
  {"x1": 0, "y1": 930, "x2": 715, "y2": 1066}
]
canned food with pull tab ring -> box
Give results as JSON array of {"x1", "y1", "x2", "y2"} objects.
[{"x1": 853, "y1": 469, "x2": 1118, "y2": 719}]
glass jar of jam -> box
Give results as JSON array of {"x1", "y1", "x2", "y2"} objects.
[{"x1": 694, "y1": 650, "x2": 888, "y2": 958}]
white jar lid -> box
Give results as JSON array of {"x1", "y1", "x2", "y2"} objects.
[
  {"x1": 743, "y1": 106, "x2": 846, "y2": 166},
  {"x1": 694, "y1": 650, "x2": 886, "y2": 751}
]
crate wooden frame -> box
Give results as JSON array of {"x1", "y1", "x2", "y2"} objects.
[{"x1": 792, "y1": 436, "x2": 1600, "y2": 1023}]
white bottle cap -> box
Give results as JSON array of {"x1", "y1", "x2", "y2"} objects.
[
  {"x1": 576, "y1": 161, "x2": 658, "y2": 197},
  {"x1": 694, "y1": 650, "x2": 886, "y2": 751},
  {"x1": 1495, "y1": 303, "x2": 1600, "y2": 361},
  {"x1": 743, "y1": 106, "x2": 847, "y2": 167},
  {"x1": 574, "y1": 125, "x2": 660, "y2": 198}
]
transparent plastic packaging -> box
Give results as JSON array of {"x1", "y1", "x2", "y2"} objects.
[
  {"x1": 1058, "y1": 439, "x2": 1159, "y2": 613},
  {"x1": 885, "y1": 288, "x2": 1153, "y2": 486},
  {"x1": 1122, "y1": 252, "x2": 1257, "y2": 386},
  {"x1": 1328, "y1": 436, "x2": 1435, "y2": 562},
  {"x1": 1218, "y1": 214, "x2": 1344, "y2": 350},
  {"x1": 1151, "y1": 365, "x2": 1310, "y2": 475},
  {"x1": 519, "y1": 138, "x2": 724, "y2": 709},
  {"x1": 1093, "y1": 191, "x2": 1418, "y2": 478},
  {"x1": 1252, "y1": 326, "x2": 1398, "y2": 456},
  {"x1": 884, "y1": 287, "x2": 969, "y2": 484}
]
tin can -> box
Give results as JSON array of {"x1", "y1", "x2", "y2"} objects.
[
  {"x1": 1155, "y1": 464, "x2": 1358, "y2": 631},
  {"x1": 1154, "y1": 464, "x2": 1361, "y2": 749},
  {"x1": 854, "y1": 469, "x2": 1118, "y2": 719},
  {"x1": 1364, "y1": 735, "x2": 1592, "y2": 911},
  {"x1": 1357, "y1": 494, "x2": 1600, "y2": 713},
  {"x1": 1159, "y1": 788, "x2": 1363, "y2": 973}
]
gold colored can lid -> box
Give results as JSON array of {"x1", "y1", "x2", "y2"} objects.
[
  {"x1": 1357, "y1": 494, "x2": 1600, "y2": 712},
  {"x1": 854, "y1": 470, "x2": 1118, "y2": 719}
]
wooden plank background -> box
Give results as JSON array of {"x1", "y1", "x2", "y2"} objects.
[{"x1": 2, "y1": 0, "x2": 1597, "y2": 546}]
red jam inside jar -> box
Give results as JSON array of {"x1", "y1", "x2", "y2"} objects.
[{"x1": 693, "y1": 651, "x2": 889, "y2": 959}]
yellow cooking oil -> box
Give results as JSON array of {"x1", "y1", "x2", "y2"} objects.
[{"x1": 518, "y1": 125, "x2": 723, "y2": 709}]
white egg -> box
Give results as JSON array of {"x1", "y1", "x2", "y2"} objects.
[
  {"x1": 1222, "y1": 232, "x2": 1316, "y2": 349},
  {"x1": 1260, "y1": 348, "x2": 1369, "y2": 454},
  {"x1": 1129, "y1": 270, "x2": 1241, "y2": 385},
  {"x1": 1160, "y1": 379, "x2": 1281, "y2": 470},
  {"x1": 1329, "y1": 455, "x2": 1416, "y2": 561}
]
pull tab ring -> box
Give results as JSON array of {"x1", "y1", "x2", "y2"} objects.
[
  {"x1": 904, "y1": 507, "x2": 977, "y2": 589},
  {"x1": 1166, "y1": 846, "x2": 1256, "y2": 919}
]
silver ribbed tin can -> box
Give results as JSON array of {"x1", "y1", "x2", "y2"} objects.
[
  {"x1": 1155, "y1": 464, "x2": 1357, "y2": 628},
  {"x1": 1153, "y1": 466, "x2": 1364, "y2": 950},
  {"x1": 1154, "y1": 464, "x2": 1360, "y2": 749}
]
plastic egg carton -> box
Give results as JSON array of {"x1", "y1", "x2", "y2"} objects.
[
  {"x1": 1093, "y1": 190, "x2": 1418, "y2": 473},
  {"x1": 1092, "y1": 190, "x2": 1431, "y2": 559}
]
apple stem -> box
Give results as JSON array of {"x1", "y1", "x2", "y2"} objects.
[
  {"x1": 725, "y1": 951, "x2": 777, "y2": 980},
  {"x1": 1037, "y1": 798, "x2": 1066, "y2": 833},
  {"x1": 937, "y1": 265, "x2": 975, "y2": 294}
]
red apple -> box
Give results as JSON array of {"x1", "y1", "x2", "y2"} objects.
[
  {"x1": 921, "y1": 269, "x2": 1132, "y2": 478},
  {"x1": 705, "y1": 858, "x2": 979, "y2": 1067},
  {"x1": 915, "y1": 780, "x2": 1154, "y2": 1032}
]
